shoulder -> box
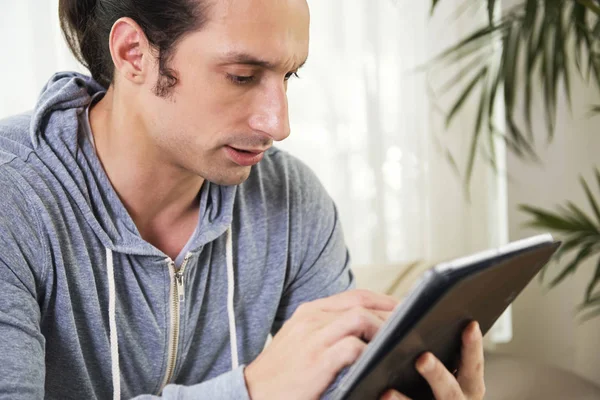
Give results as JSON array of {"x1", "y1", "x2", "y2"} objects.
[
  {"x1": 0, "y1": 114, "x2": 50, "y2": 215},
  {"x1": 241, "y1": 147, "x2": 333, "y2": 213},
  {"x1": 0, "y1": 112, "x2": 32, "y2": 136},
  {"x1": 0, "y1": 163, "x2": 44, "y2": 237},
  {"x1": 0, "y1": 112, "x2": 35, "y2": 164},
  {"x1": 247, "y1": 147, "x2": 329, "y2": 199},
  {"x1": 238, "y1": 147, "x2": 340, "y2": 255},
  {"x1": 0, "y1": 163, "x2": 48, "y2": 283}
]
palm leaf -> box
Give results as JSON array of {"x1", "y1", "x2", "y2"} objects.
[
  {"x1": 439, "y1": 53, "x2": 493, "y2": 95},
  {"x1": 595, "y1": 168, "x2": 600, "y2": 204},
  {"x1": 553, "y1": 234, "x2": 595, "y2": 261},
  {"x1": 519, "y1": 204, "x2": 591, "y2": 232},
  {"x1": 542, "y1": 22, "x2": 557, "y2": 136},
  {"x1": 585, "y1": 258, "x2": 600, "y2": 302},
  {"x1": 506, "y1": 116, "x2": 539, "y2": 162},
  {"x1": 503, "y1": 23, "x2": 520, "y2": 132},
  {"x1": 565, "y1": 201, "x2": 599, "y2": 232},
  {"x1": 549, "y1": 244, "x2": 595, "y2": 288},
  {"x1": 430, "y1": 23, "x2": 508, "y2": 65},
  {"x1": 587, "y1": 105, "x2": 600, "y2": 116},
  {"x1": 578, "y1": 292, "x2": 600, "y2": 322},
  {"x1": 444, "y1": 149, "x2": 461, "y2": 178},
  {"x1": 576, "y1": 0, "x2": 600, "y2": 16},
  {"x1": 465, "y1": 69, "x2": 490, "y2": 186},
  {"x1": 572, "y1": 3, "x2": 589, "y2": 76},
  {"x1": 487, "y1": 0, "x2": 497, "y2": 25},
  {"x1": 581, "y1": 175, "x2": 600, "y2": 225},
  {"x1": 540, "y1": 235, "x2": 585, "y2": 282},
  {"x1": 520, "y1": 168, "x2": 600, "y2": 316},
  {"x1": 428, "y1": 0, "x2": 600, "y2": 188},
  {"x1": 445, "y1": 68, "x2": 488, "y2": 127},
  {"x1": 579, "y1": 305, "x2": 600, "y2": 323}
]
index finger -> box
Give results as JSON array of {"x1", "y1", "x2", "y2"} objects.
[
  {"x1": 311, "y1": 289, "x2": 398, "y2": 312},
  {"x1": 457, "y1": 321, "x2": 485, "y2": 398}
]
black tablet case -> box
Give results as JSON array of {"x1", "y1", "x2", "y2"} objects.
[{"x1": 333, "y1": 241, "x2": 560, "y2": 400}]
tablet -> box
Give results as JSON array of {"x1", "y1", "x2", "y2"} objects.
[{"x1": 330, "y1": 234, "x2": 560, "y2": 400}]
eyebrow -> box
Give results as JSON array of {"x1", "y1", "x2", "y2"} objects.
[{"x1": 219, "y1": 52, "x2": 307, "y2": 71}]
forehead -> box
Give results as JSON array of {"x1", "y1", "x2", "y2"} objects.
[{"x1": 202, "y1": 0, "x2": 310, "y2": 68}]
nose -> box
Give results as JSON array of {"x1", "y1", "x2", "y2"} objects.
[{"x1": 248, "y1": 82, "x2": 291, "y2": 142}]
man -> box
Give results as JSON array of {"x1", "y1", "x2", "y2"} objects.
[{"x1": 0, "y1": 0, "x2": 486, "y2": 399}]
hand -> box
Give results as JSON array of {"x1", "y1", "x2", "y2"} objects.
[
  {"x1": 244, "y1": 289, "x2": 398, "y2": 400},
  {"x1": 379, "y1": 321, "x2": 486, "y2": 400}
]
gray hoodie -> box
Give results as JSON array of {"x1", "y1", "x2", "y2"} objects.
[{"x1": 0, "y1": 72, "x2": 354, "y2": 400}]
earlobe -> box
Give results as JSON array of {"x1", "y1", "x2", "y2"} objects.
[{"x1": 109, "y1": 17, "x2": 150, "y2": 85}]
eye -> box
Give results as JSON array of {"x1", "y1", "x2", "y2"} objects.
[
  {"x1": 227, "y1": 74, "x2": 256, "y2": 85},
  {"x1": 284, "y1": 72, "x2": 300, "y2": 81}
]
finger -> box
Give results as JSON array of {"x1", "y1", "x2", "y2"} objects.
[
  {"x1": 320, "y1": 307, "x2": 385, "y2": 345},
  {"x1": 416, "y1": 352, "x2": 464, "y2": 400},
  {"x1": 380, "y1": 389, "x2": 412, "y2": 400},
  {"x1": 306, "y1": 309, "x2": 390, "y2": 335},
  {"x1": 457, "y1": 321, "x2": 486, "y2": 398},
  {"x1": 375, "y1": 310, "x2": 393, "y2": 322},
  {"x1": 321, "y1": 336, "x2": 367, "y2": 377},
  {"x1": 310, "y1": 289, "x2": 398, "y2": 312}
]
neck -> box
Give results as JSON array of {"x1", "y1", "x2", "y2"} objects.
[{"x1": 89, "y1": 86, "x2": 204, "y2": 238}]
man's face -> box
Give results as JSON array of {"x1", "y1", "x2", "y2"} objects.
[{"x1": 138, "y1": 0, "x2": 310, "y2": 185}]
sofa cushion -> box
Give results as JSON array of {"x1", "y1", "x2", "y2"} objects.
[{"x1": 484, "y1": 353, "x2": 600, "y2": 400}]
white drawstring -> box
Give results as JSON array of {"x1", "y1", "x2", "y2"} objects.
[
  {"x1": 104, "y1": 226, "x2": 237, "y2": 400},
  {"x1": 226, "y1": 226, "x2": 239, "y2": 370},
  {"x1": 106, "y1": 247, "x2": 121, "y2": 400}
]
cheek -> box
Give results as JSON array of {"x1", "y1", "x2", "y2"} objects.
[
  {"x1": 183, "y1": 93, "x2": 252, "y2": 142},
  {"x1": 180, "y1": 65, "x2": 254, "y2": 117},
  {"x1": 147, "y1": 71, "x2": 254, "y2": 148}
]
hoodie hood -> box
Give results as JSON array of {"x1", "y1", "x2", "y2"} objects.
[{"x1": 29, "y1": 71, "x2": 236, "y2": 257}]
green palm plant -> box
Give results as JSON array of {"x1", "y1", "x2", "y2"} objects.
[
  {"x1": 428, "y1": 0, "x2": 600, "y2": 319},
  {"x1": 520, "y1": 170, "x2": 600, "y2": 320}
]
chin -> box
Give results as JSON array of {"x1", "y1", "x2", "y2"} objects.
[{"x1": 205, "y1": 166, "x2": 252, "y2": 186}]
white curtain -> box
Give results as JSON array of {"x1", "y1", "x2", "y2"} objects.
[
  {"x1": 285, "y1": 0, "x2": 508, "y2": 267},
  {"x1": 283, "y1": 1, "x2": 431, "y2": 266},
  {"x1": 0, "y1": 0, "x2": 511, "y2": 342}
]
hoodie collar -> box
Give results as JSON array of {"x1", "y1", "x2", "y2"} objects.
[{"x1": 31, "y1": 72, "x2": 236, "y2": 258}]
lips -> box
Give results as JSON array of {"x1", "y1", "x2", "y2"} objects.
[{"x1": 224, "y1": 145, "x2": 266, "y2": 167}]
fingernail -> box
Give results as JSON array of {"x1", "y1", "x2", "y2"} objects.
[
  {"x1": 471, "y1": 321, "x2": 481, "y2": 339},
  {"x1": 383, "y1": 391, "x2": 404, "y2": 400},
  {"x1": 417, "y1": 353, "x2": 434, "y2": 373}
]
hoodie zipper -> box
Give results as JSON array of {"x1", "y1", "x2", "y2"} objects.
[{"x1": 159, "y1": 252, "x2": 192, "y2": 392}]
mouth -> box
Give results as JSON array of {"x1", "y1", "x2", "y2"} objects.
[{"x1": 224, "y1": 145, "x2": 267, "y2": 167}]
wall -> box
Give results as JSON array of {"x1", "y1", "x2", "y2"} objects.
[
  {"x1": 0, "y1": 0, "x2": 83, "y2": 116},
  {"x1": 495, "y1": 53, "x2": 600, "y2": 385}
]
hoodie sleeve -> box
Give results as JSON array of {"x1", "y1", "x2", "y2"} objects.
[
  {"x1": 131, "y1": 366, "x2": 250, "y2": 400},
  {"x1": 272, "y1": 155, "x2": 355, "y2": 333},
  {"x1": 0, "y1": 169, "x2": 47, "y2": 399}
]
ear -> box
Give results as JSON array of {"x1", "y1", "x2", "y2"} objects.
[{"x1": 108, "y1": 17, "x2": 153, "y2": 86}]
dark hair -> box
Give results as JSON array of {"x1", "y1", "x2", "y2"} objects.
[{"x1": 59, "y1": 0, "x2": 211, "y2": 96}]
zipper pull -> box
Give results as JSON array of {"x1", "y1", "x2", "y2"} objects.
[{"x1": 176, "y1": 272, "x2": 185, "y2": 303}]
